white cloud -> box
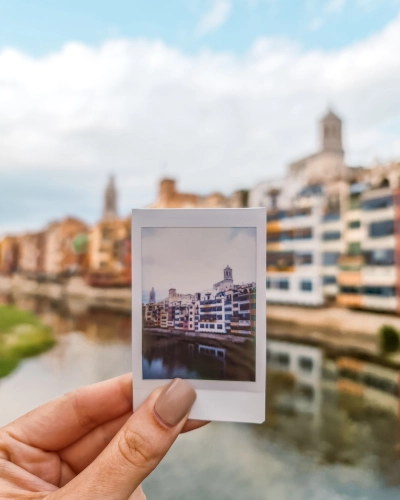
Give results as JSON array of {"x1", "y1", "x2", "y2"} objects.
[
  {"x1": 0, "y1": 14, "x2": 400, "y2": 231},
  {"x1": 196, "y1": 0, "x2": 231, "y2": 36}
]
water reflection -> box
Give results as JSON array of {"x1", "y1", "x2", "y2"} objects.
[
  {"x1": 143, "y1": 334, "x2": 255, "y2": 381},
  {"x1": 1, "y1": 294, "x2": 400, "y2": 498}
]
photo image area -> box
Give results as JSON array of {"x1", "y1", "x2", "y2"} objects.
[{"x1": 141, "y1": 227, "x2": 256, "y2": 382}]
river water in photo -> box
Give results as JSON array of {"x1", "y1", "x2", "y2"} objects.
[
  {"x1": 142, "y1": 332, "x2": 255, "y2": 381},
  {"x1": 1, "y1": 295, "x2": 400, "y2": 500}
]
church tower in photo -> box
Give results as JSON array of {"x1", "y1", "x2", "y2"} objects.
[
  {"x1": 224, "y1": 265, "x2": 233, "y2": 281},
  {"x1": 214, "y1": 265, "x2": 234, "y2": 291},
  {"x1": 102, "y1": 175, "x2": 118, "y2": 221},
  {"x1": 149, "y1": 287, "x2": 156, "y2": 304}
]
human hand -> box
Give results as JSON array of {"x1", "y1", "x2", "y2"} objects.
[{"x1": 0, "y1": 374, "x2": 204, "y2": 499}]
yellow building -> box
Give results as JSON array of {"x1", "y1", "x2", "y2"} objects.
[{"x1": 87, "y1": 217, "x2": 130, "y2": 284}]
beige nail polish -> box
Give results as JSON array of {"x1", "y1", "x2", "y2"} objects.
[{"x1": 154, "y1": 378, "x2": 197, "y2": 427}]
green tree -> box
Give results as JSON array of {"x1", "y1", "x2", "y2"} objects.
[{"x1": 379, "y1": 324, "x2": 400, "y2": 355}]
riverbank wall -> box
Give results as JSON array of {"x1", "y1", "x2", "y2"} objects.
[
  {"x1": 144, "y1": 327, "x2": 253, "y2": 343},
  {"x1": 0, "y1": 275, "x2": 131, "y2": 312},
  {"x1": 2, "y1": 274, "x2": 400, "y2": 357}
]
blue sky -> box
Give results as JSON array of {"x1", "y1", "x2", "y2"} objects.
[
  {"x1": 1, "y1": 0, "x2": 400, "y2": 235},
  {"x1": 0, "y1": 0, "x2": 399, "y2": 55}
]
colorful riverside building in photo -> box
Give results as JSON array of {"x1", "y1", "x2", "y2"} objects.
[
  {"x1": 142, "y1": 266, "x2": 256, "y2": 335},
  {"x1": 249, "y1": 109, "x2": 400, "y2": 312}
]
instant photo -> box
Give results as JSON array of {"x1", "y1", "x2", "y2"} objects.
[{"x1": 132, "y1": 209, "x2": 266, "y2": 423}]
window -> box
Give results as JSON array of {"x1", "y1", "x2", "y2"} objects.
[
  {"x1": 296, "y1": 252, "x2": 313, "y2": 265},
  {"x1": 300, "y1": 280, "x2": 313, "y2": 292},
  {"x1": 299, "y1": 357, "x2": 314, "y2": 372},
  {"x1": 200, "y1": 324, "x2": 204, "y2": 328},
  {"x1": 217, "y1": 324, "x2": 223, "y2": 330},
  {"x1": 293, "y1": 228, "x2": 313, "y2": 240},
  {"x1": 348, "y1": 220, "x2": 361, "y2": 229},
  {"x1": 362, "y1": 195, "x2": 393, "y2": 211},
  {"x1": 322, "y1": 212, "x2": 340, "y2": 222},
  {"x1": 323, "y1": 276, "x2": 336, "y2": 285},
  {"x1": 369, "y1": 220, "x2": 394, "y2": 238},
  {"x1": 323, "y1": 252, "x2": 340, "y2": 266},
  {"x1": 267, "y1": 251, "x2": 295, "y2": 268},
  {"x1": 349, "y1": 195, "x2": 361, "y2": 210},
  {"x1": 272, "y1": 352, "x2": 289, "y2": 367},
  {"x1": 363, "y1": 286, "x2": 395, "y2": 297},
  {"x1": 225, "y1": 314, "x2": 231, "y2": 320},
  {"x1": 251, "y1": 303, "x2": 256, "y2": 309},
  {"x1": 347, "y1": 242, "x2": 361, "y2": 255},
  {"x1": 277, "y1": 279, "x2": 289, "y2": 290},
  {"x1": 209, "y1": 324, "x2": 215, "y2": 329},
  {"x1": 217, "y1": 315, "x2": 222, "y2": 320},
  {"x1": 298, "y1": 384, "x2": 315, "y2": 401},
  {"x1": 322, "y1": 231, "x2": 341, "y2": 241},
  {"x1": 364, "y1": 249, "x2": 394, "y2": 266},
  {"x1": 267, "y1": 210, "x2": 287, "y2": 222},
  {"x1": 340, "y1": 286, "x2": 360, "y2": 295},
  {"x1": 251, "y1": 315, "x2": 256, "y2": 321}
]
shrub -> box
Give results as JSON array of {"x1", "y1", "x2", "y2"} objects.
[
  {"x1": 0, "y1": 306, "x2": 56, "y2": 378},
  {"x1": 379, "y1": 325, "x2": 400, "y2": 355}
]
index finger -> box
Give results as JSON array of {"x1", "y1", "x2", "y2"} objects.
[{"x1": 3, "y1": 374, "x2": 133, "y2": 450}]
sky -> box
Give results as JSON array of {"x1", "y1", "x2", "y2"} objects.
[
  {"x1": 1, "y1": 0, "x2": 400, "y2": 234},
  {"x1": 141, "y1": 227, "x2": 256, "y2": 302}
]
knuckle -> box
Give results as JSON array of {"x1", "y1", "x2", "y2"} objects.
[
  {"x1": 68, "y1": 389, "x2": 98, "y2": 430},
  {"x1": 118, "y1": 427, "x2": 155, "y2": 470}
]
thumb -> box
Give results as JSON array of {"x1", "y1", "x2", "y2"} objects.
[{"x1": 55, "y1": 379, "x2": 196, "y2": 500}]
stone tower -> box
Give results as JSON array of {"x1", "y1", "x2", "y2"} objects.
[
  {"x1": 149, "y1": 287, "x2": 156, "y2": 304},
  {"x1": 102, "y1": 175, "x2": 118, "y2": 221},
  {"x1": 224, "y1": 265, "x2": 233, "y2": 281},
  {"x1": 320, "y1": 109, "x2": 343, "y2": 154}
]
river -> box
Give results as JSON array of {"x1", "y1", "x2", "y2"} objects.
[{"x1": 1, "y1": 295, "x2": 400, "y2": 500}]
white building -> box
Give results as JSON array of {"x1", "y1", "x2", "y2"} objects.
[{"x1": 250, "y1": 109, "x2": 361, "y2": 307}]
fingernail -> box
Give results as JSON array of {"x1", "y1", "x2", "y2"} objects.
[{"x1": 154, "y1": 378, "x2": 197, "y2": 427}]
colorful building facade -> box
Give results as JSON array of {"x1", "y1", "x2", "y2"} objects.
[
  {"x1": 43, "y1": 217, "x2": 88, "y2": 277},
  {"x1": 143, "y1": 266, "x2": 256, "y2": 336}
]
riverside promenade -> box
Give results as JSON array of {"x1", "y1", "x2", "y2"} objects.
[{"x1": 2, "y1": 275, "x2": 400, "y2": 357}]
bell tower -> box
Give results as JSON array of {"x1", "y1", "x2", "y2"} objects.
[
  {"x1": 320, "y1": 108, "x2": 343, "y2": 154},
  {"x1": 102, "y1": 175, "x2": 118, "y2": 221},
  {"x1": 224, "y1": 265, "x2": 233, "y2": 281}
]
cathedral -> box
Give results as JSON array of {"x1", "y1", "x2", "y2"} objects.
[{"x1": 102, "y1": 175, "x2": 118, "y2": 221}]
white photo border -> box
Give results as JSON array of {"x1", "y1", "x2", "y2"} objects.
[{"x1": 132, "y1": 208, "x2": 266, "y2": 423}]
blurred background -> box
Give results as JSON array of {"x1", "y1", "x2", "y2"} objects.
[{"x1": 1, "y1": 1, "x2": 400, "y2": 499}]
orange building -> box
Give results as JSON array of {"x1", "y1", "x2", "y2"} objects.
[
  {"x1": 0, "y1": 236, "x2": 19, "y2": 275},
  {"x1": 18, "y1": 231, "x2": 46, "y2": 276},
  {"x1": 43, "y1": 217, "x2": 88, "y2": 277},
  {"x1": 150, "y1": 178, "x2": 246, "y2": 209},
  {"x1": 87, "y1": 217, "x2": 131, "y2": 286}
]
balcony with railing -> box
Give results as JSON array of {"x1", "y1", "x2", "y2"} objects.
[
  {"x1": 338, "y1": 255, "x2": 365, "y2": 271},
  {"x1": 337, "y1": 255, "x2": 364, "y2": 287}
]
